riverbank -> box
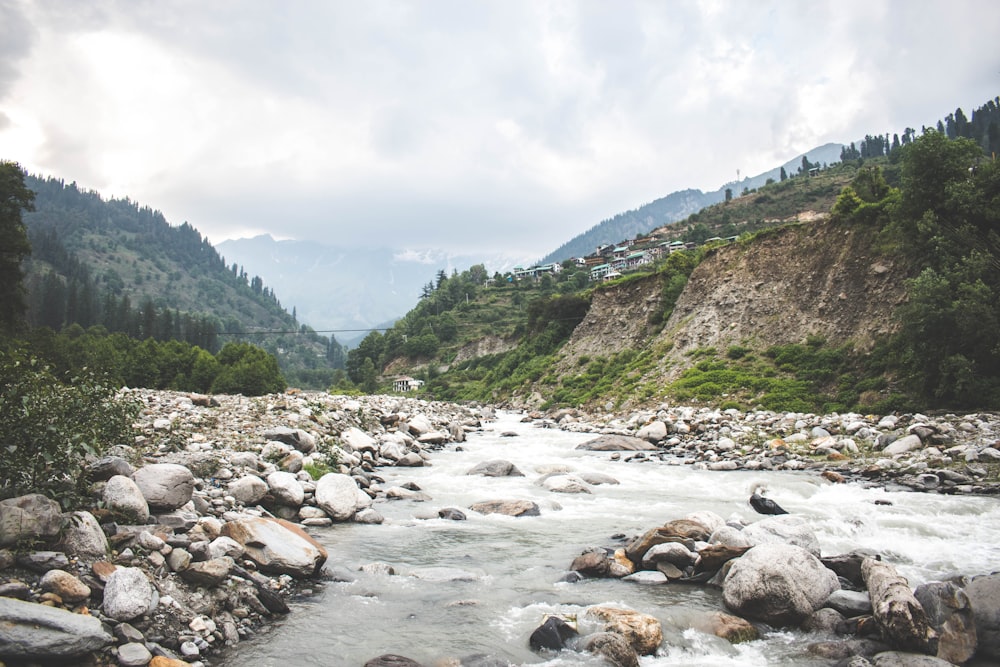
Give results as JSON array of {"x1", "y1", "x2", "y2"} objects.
[{"x1": 1, "y1": 390, "x2": 998, "y2": 666}]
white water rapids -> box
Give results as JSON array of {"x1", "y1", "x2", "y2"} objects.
[{"x1": 222, "y1": 411, "x2": 1000, "y2": 666}]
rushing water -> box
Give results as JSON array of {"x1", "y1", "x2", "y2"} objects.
[{"x1": 222, "y1": 412, "x2": 1000, "y2": 666}]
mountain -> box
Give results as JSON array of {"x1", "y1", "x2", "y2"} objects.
[
  {"x1": 540, "y1": 143, "x2": 845, "y2": 265},
  {"x1": 216, "y1": 235, "x2": 532, "y2": 343}
]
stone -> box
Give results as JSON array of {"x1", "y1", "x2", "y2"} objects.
[
  {"x1": 571, "y1": 549, "x2": 610, "y2": 577},
  {"x1": 117, "y1": 641, "x2": 153, "y2": 667},
  {"x1": 149, "y1": 658, "x2": 190, "y2": 667},
  {"x1": 208, "y1": 535, "x2": 245, "y2": 560},
  {"x1": 913, "y1": 580, "x2": 977, "y2": 665},
  {"x1": 870, "y1": 651, "x2": 957, "y2": 666},
  {"x1": 642, "y1": 542, "x2": 696, "y2": 569},
  {"x1": 86, "y1": 455, "x2": 134, "y2": 481},
  {"x1": 102, "y1": 476, "x2": 152, "y2": 523},
  {"x1": 803, "y1": 607, "x2": 846, "y2": 633},
  {"x1": 584, "y1": 605, "x2": 662, "y2": 655},
  {"x1": 468, "y1": 500, "x2": 540, "y2": 517},
  {"x1": 59, "y1": 511, "x2": 109, "y2": 559},
  {"x1": 438, "y1": 508, "x2": 466, "y2": 520},
  {"x1": 883, "y1": 434, "x2": 923, "y2": 456},
  {"x1": 708, "y1": 526, "x2": 752, "y2": 549},
  {"x1": 0, "y1": 493, "x2": 63, "y2": 547},
  {"x1": 0, "y1": 597, "x2": 112, "y2": 658},
  {"x1": 577, "y1": 631, "x2": 640, "y2": 667},
  {"x1": 529, "y1": 615, "x2": 579, "y2": 651},
  {"x1": 697, "y1": 611, "x2": 759, "y2": 643},
  {"x1": 315, "y1": 473, "x2": 362, "y2": 521},
  {"x1": 180, "y1": 557, "x2": 234, "y2": 587},
  {"x1": 132, "y1": 463, "x2": 195, "y2": 510},
  {"x1": 221, "y1": 516, "x2": 327, "y2": 577},
  {"x1": 636, "y1": 420, "x2": 667, "y2": 442},
  {"x1": 741, "y1": 514, "x2": 822, "y2": 557},
  {"x1": 227, "y1": 475, "x2": 268, "y2": 505},
  {"x1": 575, "y1": 435, "x2": 658, "y2": 451},
  {"x1": 102, "y1": 567, "x2": 155, "y2": 621},
  {"x1": 466, "y1": 459, "x2": 524, "y2": 477},
  {"x1": 722, "y1": 543, "x2": 840, "y2": 626},
  {"x1": 623, "y1": 570, "x2": 668, "y2": 585},
  {"x1": 696, "y1": 544, "x2": 751, "y2": 573},
  {"x1": 827, "y1": 589, "x2": 873, "y2": 617},
  {"x1": 540, "y1": 474, "x2": 591, "y2": 494},
  {"x1": 39, "y1": 569, "x2": 91, "y2": 604},
  {"x1": 966, "y1": 573, "x2": 1000, "y2": 659},
  {"x1": 263, "y1": 426, "x2": 317, "y2": 453},
  {"x1": 364, "y1": 655, "x2": 425, "y2": 667},
  {"x1": 166, "y1": 548, "x2": 192, "y2": 572},
  {"x1": 267, "y1": 471, "x2": 305, "y2": 506},
  {"x1": 397, "y1": 452, "x2": 425, "y2": 467},
  {"x1": 17, "y1": 550, "x2": 69, "y2": 572}
]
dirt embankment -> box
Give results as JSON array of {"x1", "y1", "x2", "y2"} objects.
[{"x1": 556, "y1": 218, "x2": 914, "y2": 384}]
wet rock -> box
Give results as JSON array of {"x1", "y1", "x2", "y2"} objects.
[
  {"x1": 0, "y1": 597, "x2": 113, "y2": 658},
  {"x1": 468, "y1": 499, "x2": 540, "y2": 517},
  {"x1": 0, "y1": 493, "x2": 63, "y2": 547},
  {"x1": 571, "y1": 548, "x2": 610, "y2": 577},
  {"x1": 723, "y1": 543, "x2": 840, "y2": 626},
  {"x1": 102, "y1": 566, "x2": 155, "y2": 621},
  {"x1": 697, "y1": 610, "x2": 759, "y2": 643},
  {"x1": 741, "y1": 515, "x2": 821, "y2": 557},
  {"x1": 696, "y1": 544, "x2": 750, "y2": 573},
  {"x1": 803, "y1": 607, "x2": 846, "y2": 633},
  {"x1": 913, "y1": 580, "x2": 977, "y2": 664},
  {"x1": 438, "y1": 508, "x2": 466, "y2": 520},
  {"x1": 117, "y1": 641, "x2": 153, "y2": 666},
  {"x1": 364, "y1": 655, "x2": 425, "y2": 667},
  {"x1": 966, "y1": 572, "x2": 1000, "y2": 659},
  {"x1": 466, "y1": 459, "x2": 524, "y2": 477},
  {"x1": 577, "y1": 631, "x2": 640, "y2": 667},
  {"x1": 623, "y1": 570, "x2": 668, "y2": 585},
  {"x1": 584, "y1": 605, "x2": 662, "y2": 655},
  {"x1": 59, "y1": 510, "x2": 109, "y2": 559},
  {"x1": 529, "y1": 615, "x2": 579, "y2": 651},
  {"x1": 132, "y1": 463, "x2": 195, "y2": 510},
  {"x1": 870, "y1": 651, "x2": 955, "y2": 666},
  {"x1": 540, "y1": 474, "x2": 591, "y2": 494},
  {"x1": 642, "y1": 542, "x2": 697, "y2": 570},
  {"x1": 221, "y1": 516, "x2": 327, "y2": 577},
  {"x1": 576, "y1": 434, "x2": 658, "y2": 451},
  {"x1": 827, "y1": 589, "x2": 873, "y2": 617}
]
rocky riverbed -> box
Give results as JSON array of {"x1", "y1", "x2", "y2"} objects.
[{"x1": 1, "y1": 390, "x2": 999, "y2": 666}]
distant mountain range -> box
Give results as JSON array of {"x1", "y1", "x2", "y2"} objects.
[{"x1": 539, "y1": 143, "x2": 844, "y2": 264}]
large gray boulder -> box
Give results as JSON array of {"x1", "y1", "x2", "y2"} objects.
[
  {"x1": 967, "y1": 573, "x2": 1000, "y2": 659},
  {"x1": 132, "y1": 463, "x2": 195, "y2": 510},
  {"x1": 102, "y1": 475, "x2": 149, "y2": 521},
  {"x1": 722, "y1": 543, "x2": 840, "y2": 625},
  {"x1": 102, "y1": 567, "x2": 155, "y2": 621},
  {"x1": 315, "y1": 473, "x2": 362, "y2": 521},
  {"x1": 227, "y1": 475, "x2": 268, "y2": 505},
  {"x1": 0, "y1": 597, "x2": 112, "y2": 658},
  {"x1": 466, "y1": 459, "x2": 524, "y2": 477},
  {"x1": 741, "y1": 515, "x2": 822, "y2": 557},
  {"x1": 468, "y1": 500, "x2": 540, "y2": 517},
  {"x1": 59, "y1": 511, "x2": 109, "y2": 559},
  {"x1": 0, "y1": 494, "x2": 62, "y2": 548},
  {"x1": 221, "y1": 516, "x2": 327, "y2": 577},
  {"x1": 635, "y1": 420, "x2": 668, "y2": 443},
  {"x1": 263, "y1": 426, "x2": 316, "y2": 453},
  {"x1": 576, "y1": 435, "x2": 658, "y2": 451},
  {"x1": 914, "y1": 580, "x2": 977, "y2": 665},
  {"x1": 341, "y1": 426, "x2": 378, "y2": 453},
  {"x1": 266, "y1": 471, "x2": 305, "y2": 507}
]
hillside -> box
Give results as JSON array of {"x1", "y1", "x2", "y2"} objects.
[{"x1": 19, "y1": 176, "x2": 345, "y2": 385}]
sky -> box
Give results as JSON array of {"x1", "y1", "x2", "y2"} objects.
[{"x1": 1, "y1": 0, "x2": 998, "y2": 260}]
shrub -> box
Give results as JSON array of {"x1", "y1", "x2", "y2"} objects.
[
  {"x1": 0, "y1": 349, "x2": 140, "y2": 507},
  {"x1": 210, "y1": 342, "x2": 287, "y2": 396}
]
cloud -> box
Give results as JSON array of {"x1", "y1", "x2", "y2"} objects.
[{"x1": 2, "y1": 0, "x2": 999, "y2": 259}]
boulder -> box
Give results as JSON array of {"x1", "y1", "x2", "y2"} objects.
[
  {"x1": 59, "y1": 511, "x2": 109, "y2": 559},
  {"x1": 263, "y1": 426, "x2": 316, "y2": 453},
  {"x1": 584, "y1": 605, "x2": 662, "y2": 655},
  {"x1": 341, "y1": 426, "x2": 378, "y2": 453},
  {"x1": 827, "y1": 589, "x2": 874, "y2": 617},
  {"x1": 870, "y1": 652, "x2": 956, "y2": 666},
  {"x1": 642, "y1": 542, "x2": 697, "y2": 570},
  {"x1": 86, "y1": 455, "x2": 133, "y2": 481},
  {"x1": 267, "y1": 471, "x2": 305, "y2": 506},
  {"x1": 132, "y1": 463, "x2": 195, "y2": 510},
  {"x1": 117, "y1": 642, "x2": 153, "y2": 667},
  {"x1": 466, "y1": 459, "x2": 524, "y2": 477},
  {"x1": 540, "y1": 474, "x2": 591, "y2": 494},
  {"x1": 883, "y1": 434, "x2": 923, "y2": 456},
  {"x1": 576, "y1": 435, "x2": 658, "y2": 451},
  {"x1": 315, "y1": 473, "x2": 362, "y2": 521},
  {"x1": 221, "y1": 516, "x2": 327, "y2": 577},
  {"x1": 227, "y1": 475, "x2": 268, "y2": 505},
  {"x1": 529, "y1": 615, "x2": 579, "y2": 651},
  {"x1": 364, "y1": 655, "x2": 425, "y2": 667},
  {"x1": 39, "y1": 569, "x2": 91, "y2": 604},
  {"x1": 102, "y1": 475, "x2": 149, "y2": 522},
  {"x1": 577, "y1": 631, "x2": 640, "y2": 667},
  {"x1": 722, "y1": 543, "x2": 840, "y2": 626},
  {"x1": 404, "y1": 414, "x2": 434, "y2": 436},
  {"x1": 741, "y1": 515, "x2": 822, "y2": 557},
  {"x1": 0, "y1": 494, "x2": 63, "y2": 548},
  {"x1": 914, "y1": 580, "x2": 977, "y2": 665},
  {"x1": 695, "y1": 611, "x2": 759, "y2": 643},
  {"x1": 468, "y1": 500, "x2": 540, "y2": 517},
  {"x1": 103, "y1": 567, "x2": 155, "y2": 621},
  {"x1": 0, "y1": 597, "x2": 112, "y2": 658},
  {"x1": 966, "y1": 573, "x2": 1000, "y2": 659},
  {"x1": 180, "y1": 557, "x2": 234, "y2": 587},
  {"x1": 636, "y1": 420, "x2": 667, "y2": 442}
]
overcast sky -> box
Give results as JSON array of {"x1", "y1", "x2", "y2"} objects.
[{"x1": 2, "y1": 0, "x2": 997, "y2": 259}]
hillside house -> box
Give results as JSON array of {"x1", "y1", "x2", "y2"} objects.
[
  {"x1": 511, "y1": 263, "x2": 562, "y2": 281},
  {"x1": 393, "y1": 376, "x2": 424, "y2": 392}
]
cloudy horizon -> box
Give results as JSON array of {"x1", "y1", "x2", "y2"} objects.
[{"x1": 1, "y1": 0, "x2": 997, "y2": 258}]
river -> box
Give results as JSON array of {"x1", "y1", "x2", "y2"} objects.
[{"x1": 221, "y1": 411, "x2": 1000, "y2": 666}]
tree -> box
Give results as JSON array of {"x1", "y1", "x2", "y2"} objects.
[
  {"x1": 725, "y1": 188, "x2": 733, "y2": 202},
  {"x1": 0, "y1": 162, "x2": 35, "y2": 332},
  {"x1": 779, "y1": 166, "x2": 788, "y2": 181}
]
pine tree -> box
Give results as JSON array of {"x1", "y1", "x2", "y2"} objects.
[{"x1": 0, "y1": 162, "x2": 35, "y2": 331}]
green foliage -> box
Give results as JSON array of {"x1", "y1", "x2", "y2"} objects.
[
  {"x1": 210, "y1": 342, "x2": 287, "y2": 396},
  {"x1": 0, "y1": 347, "x2": 140, "y2": 507},
  {"x1": 0, "y1": 162, "x2": 35, "y2": 333}
]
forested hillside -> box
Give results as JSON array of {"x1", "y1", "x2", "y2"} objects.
[
  {"x1": 350, "y1": 96, "x2": 1000, "y2": 412},
  {"x1": 17, "y1": 176, "x2": 346, "y2": 387}
]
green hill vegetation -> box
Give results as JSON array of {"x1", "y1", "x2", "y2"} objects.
[{"x1": 348, "y1": 98, "x2": 1000, "y2": 412}]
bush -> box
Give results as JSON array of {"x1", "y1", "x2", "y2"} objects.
[
  {"x1": 0, "y1": 349, "x2": 140, "y2": 507},
  {"x1": 210, "y1": 342, "x2": 287, "y2": 396}
]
